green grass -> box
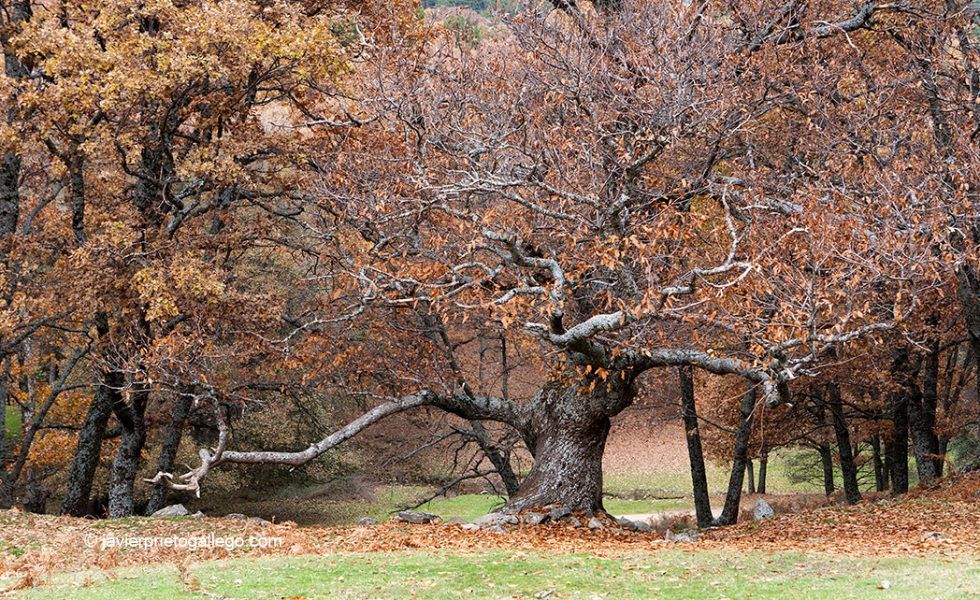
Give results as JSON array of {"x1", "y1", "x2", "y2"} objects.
[
  {"x1": 15, "y1": 550, "x2": 979, "y2": 599},
  {"x1": 416, "y1": 494, "x2": 688, "y2": 520},
  {"x1": 4, "y1": 405, "x2": 20, "y2": 442},
  {"x1": 604, "y1": 448, "x2": 831, "y2": 499}
]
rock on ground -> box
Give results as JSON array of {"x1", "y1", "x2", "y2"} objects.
[
  {"x1": 151, "y1": 504, "x2": 189, "y2": 517},
  {"x1": 395, "y1": 510, "x2": 439, "y2": 524},
  {"x1": 473, "y1": 513, "x2": 519, "y2": 528},
  {"x1": 753, "y1": 498, "x2": 775, "y2": 520}
]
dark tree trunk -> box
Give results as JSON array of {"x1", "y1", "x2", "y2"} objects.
[
  {"x1": 503, "y1": 377, "x2": 635, "y2": 514},
  {"x1": 871, "y1": 434, "x2": 886, "y2": 492},
  {"x1": 746, "y1": 460, "x2": 756, "y2": 494},
  {"x1": 757, "y1": 451, "x2": 768, "y2": 494},
  {"x1": 889, "y1": 392, "x2": 910, "y2": 495},
  {"x1": 716, "y1": 382, "x2": 756, "y2": 526},
  {"x1": 61, "y1": 368, "x2": 121, "y2": 516},
  {"x1": 68, "y1": 153, "x2": 86, "y2": 244},
  {"x1": 108, "y1": 386, "x2": 150, "y2": 518},
  {"x1": 818, "y1": 443, "x2": 835, "y2": 495},
  {"x1": 145, "y1": 393, "x2": 192, "y2": 515},
  {"x1": 678, "y1": 366, "x2": 712, "y2": 528},
  {"x1": 909, "y1": 345, "x2": 941, "y2": 484},
  {"x1": 828, "y1": 384, "x2": 861, "y2": 504},
  {"x1": 0, "y1": 0, "x2": 31, "y2": 240},
  {"x1": 956, "y1": 243, "x2": 980, "y2": 406}
]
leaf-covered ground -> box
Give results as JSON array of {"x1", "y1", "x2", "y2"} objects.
[{"x1": 1, "y1": 473, "x2": 977, "y2": 596}]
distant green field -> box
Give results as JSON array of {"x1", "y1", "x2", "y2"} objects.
[{"x1": 15, "y1": 550, "x2": 979, "y2": 599}]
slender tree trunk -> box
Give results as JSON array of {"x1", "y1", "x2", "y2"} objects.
[
  {"x1": 716, "y1": 382, "x2": 756, "y2": 526},
  {"x1": 746, "y1": 460, "x2": 756, "y2": 494},
  {"x1": 678, "y1": 366, "x2": 712, "y2": 528},
  {"x1": 108, "y1": 386, "x2": 150, "y2": 518},
  {"x1": 503, "y1": 377, "x2": 636, "y2": 514},
  {"x1": 828, "y1": 384, "x2": 861, "y2": 504},
  {"x1": 757, "y1": 450, "x2": 768, "y2": 494},
  {"x1": 871, "y1": 435, "x2": 886, "y2": 492},
  {"x1": 61, "y1": 368, "x2": 121, "y2": 516},
  {"x1": 818, "y1": 443, "x2": 835, "y2": 495},
  {"x1": 145, "y1": 393, "x2": 192, "y2": 515}
]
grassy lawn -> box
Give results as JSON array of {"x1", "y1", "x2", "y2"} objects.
[
  {"x1": 197, "y1": 486, "x2": 691, "y2": 526},
  {"x1": 604, "y1": 448, "x2": 846, "y2": 499},
  {"x1": 417, "y1": 495, "x2": 688, "y2": 521},
  {"x1": 15, "y1": 550, "x2": 978, "y2": 599}
]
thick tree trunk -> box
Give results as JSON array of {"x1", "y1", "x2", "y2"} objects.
[
  {"x1": 818, "y1": 443, "x2": 835, "y2": 495},
  {"x1": 678, "y1": 366, "x2": 712, "y2": 528},
  {"x1": 108, "y1": 387, "x2": 149, "y2": 518},
  {"x1": 757, "y1": 451, "x2": 768, "y2": 494},
  {"x1": 61, "y1": 369, "x2": 121, "y2": 516},
  {"x1": 716, "y1": 382, "x2": 756, "y2": 526},
  {"x1": 503, "y1": 377, "x2": 635, "y2": 514},
  {"x1": 145, "y1": 393, "x2": 192, "y2": 515},
  {"x1": 828, "y1": 384, "x2": 861, "y2": 504},
  {"x1": 909, "y1": 346, "x2": 941, "y2": 484},
  {"x1": 889, "y1": 392, "x2": 910, "y2": 494}
]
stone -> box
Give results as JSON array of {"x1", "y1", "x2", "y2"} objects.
[
  {"x1": 224, "y1": 513, "x2": 247, "y2": 520},
  {"x1": 474, "y1": 513, "x2": 519, "y2": 528},
  {"x1": 395, "y1": 510, "x2": 438, "y2": 524},
  {"x1": 190, "y1": 511, "x2": 205, "y2": 519},
  {"x1": 666, "y1": 530, "x2": 698, "y2": 543},
  {"x1": 151, "y1": 504, "x2": 189, "y2": 517},
  {"x1": 568, "y1": 516, "x2": 582, "y2": 528},
  {"x1": 616, "y1": 517, "x2": 638, "y2": 531},
  {"x1": 357, "y1": 517, "x2": 379, "y2": 526},
  {"x1": 548, "y1": 506, "x2": 572, "y2": 522},
  {"x1": 487, "y1": 525, "x2": 508, "y2": 534},
  {"x1": 461, "y1": 523, "x2": 480, "y2": 532},
  {"x1": 753, "y1": 498, "x2": 775, "y2": 520},
  {"x1": 523, "y1": 512, "x2": 548, "y2": 525},
  {"x1": 634, "y1": 520, "x2": 652, "y2": 533},
  {"x1": 587, "y1": 517, "x2": 604, "y2": 530},
  {"x1": 248, "y1": 516, "x2": 272, "y2": 526},
  {"x1": 923, "y1": 531, "x2": 951, "y2": 541},
  {"x1": 446, "y1": 517, "x2": 468, "y2": 525}
]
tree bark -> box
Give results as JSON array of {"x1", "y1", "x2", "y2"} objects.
[
  {"x1": 871, "y1": 434, "x2": 886, "y2": 492},
  {"x1": 889, "y1": 391, "x2": 910, "y2": 495},
  {"x1": 746, "y1": 460, "x2": 756, "y2": 494},
  {"x1": 828, "y1": 384, "x2": 861, "y2": 504},
  {"x1": 818, "y1": 443, "x2": 835, "y2": 495},
  {"x1": 909, "y1": 345, "x2": 941, "y2": 484},
  {"x1": 108, "y1": 386, "x2": 150, "y2": 518},
  {"x1": 61, "y1": 369, "x2": 121, "y2": 516},
  {"x1": 678, "y1": 366, "x2": 712, "y2": 528},
  {"x1": 716, "y1": 381, "x2": 756, "y2": 526},
  {"x1": 503, "y1": 377, "x2": 636, "y2": 514},
  {"x1": 145, "y1": 393, "x2": 192, "y2": 514}
]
